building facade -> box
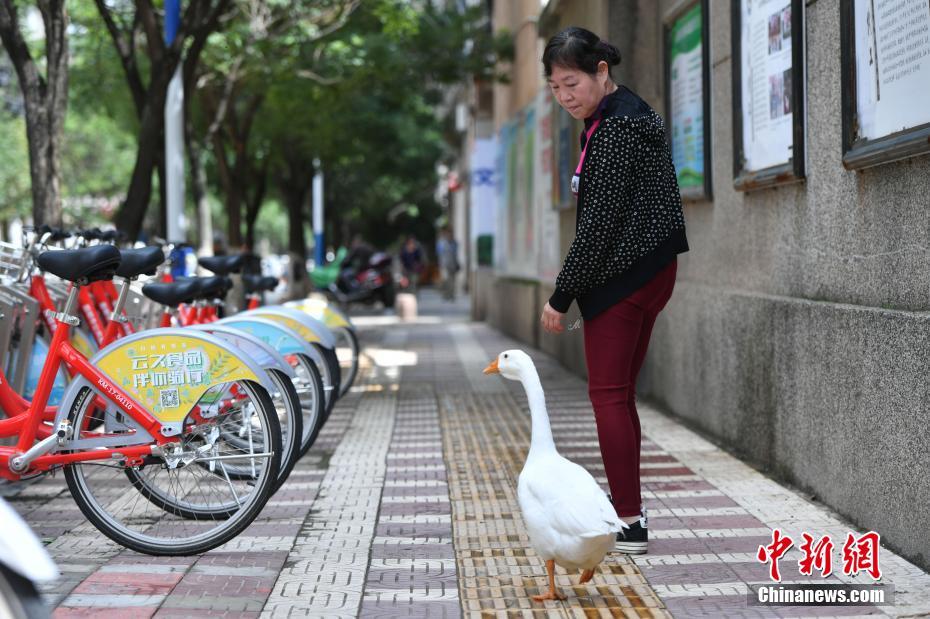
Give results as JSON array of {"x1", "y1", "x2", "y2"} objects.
[{"x1": 469, "y1": 0, "x2": 930, "y2": 571}]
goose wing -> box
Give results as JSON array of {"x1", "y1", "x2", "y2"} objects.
[{"x1": 522, "y1": 457, "x2": 623, "y2": 538}]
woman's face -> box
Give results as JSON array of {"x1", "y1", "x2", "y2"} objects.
[{"x1": 547, "y1": 62, "x2": 611, "y2": 120}]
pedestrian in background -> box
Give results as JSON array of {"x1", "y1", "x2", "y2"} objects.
[
  {"x1": 399, "y1": 235, "x2": 425, "y2": 295},
  {"x1": 538, "y1": 27, "x2": 689, "y2": 555},
  {"x1": 436, "y1": 227, "x2": 459, "y2": 301}
]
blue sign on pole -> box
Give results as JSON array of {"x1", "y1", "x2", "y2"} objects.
[{"x1": 164, "y1": 0, "x2": 180, "y2": 44}]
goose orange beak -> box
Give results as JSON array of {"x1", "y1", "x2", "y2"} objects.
[{"x1": 483, "y1": 358, "x2": 500, "y2": 375}]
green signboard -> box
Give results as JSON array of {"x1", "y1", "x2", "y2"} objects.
[{"x1": 668, "y1": 3, "x2": 706, "y2": 196}]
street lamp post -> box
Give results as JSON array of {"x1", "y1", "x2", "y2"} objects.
[
  {"x1": 164, "y1": 0, "x2": 187, "y2": 245},
  {"x1": 313, "y1": 159, "x2": 324, "y2": 267}
]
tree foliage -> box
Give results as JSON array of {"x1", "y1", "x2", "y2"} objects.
[
  {"x1": 0, "y1": 0, "x2": 69, "y2": 227},
  {"x1": 253, "y1": 0, "x2": 510, "y2": 248},
  {"x1": 0, "y1": 109, "x2": 30, "y2": 224},
  {"x1": 0, "y1": 0, "x2": 510, "y2": 261}
]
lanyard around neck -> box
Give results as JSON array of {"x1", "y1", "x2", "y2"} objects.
[{"x1": 575, "y1": 119, "x2": 601, "y2": 176}]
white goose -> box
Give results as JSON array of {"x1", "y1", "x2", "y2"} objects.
[{"x1": 484, "y1": 349, "x2": 625, "y2": 601}]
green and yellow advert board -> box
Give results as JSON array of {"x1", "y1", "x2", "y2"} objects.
[
  {"x1": 286, "y1": 299, "x2": 351, "y2": 329},
  {"x1": 95, "y1": 335, "x2": 259, "y2": 423},
  {"x1": 668, "y1": 3, "x2": 705, "y2": 190},
  {"x1": 249, "y1": 312, "x2": 322, "y2": 344}
]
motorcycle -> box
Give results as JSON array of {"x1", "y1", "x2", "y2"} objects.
[
  {"x1": 309, "y1": 247, "x2": 347, "y2": 290},
  {"x1": 326, "y1": 252, "x2": 396, "y2": 308},
  {"x1": 0, "y1": 497, "x2": 58, "y2": 619}
]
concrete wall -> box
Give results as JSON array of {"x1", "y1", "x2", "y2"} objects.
[
  {"x1": 481, "y1": 0, "x2": 930, "y2": 570},
  {"x1": 493, "y1": 0, "x2": 548, "y2": 131},
  {"x1": 636, "y1": 0, "x2": 930, "y2": 570}
]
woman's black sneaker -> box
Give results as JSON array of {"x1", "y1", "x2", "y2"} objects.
[{"x1": 615, "y1": 510, "x2": 648, "y2": 554}]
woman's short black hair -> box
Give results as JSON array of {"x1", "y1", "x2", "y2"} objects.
[{"x1": 542, "y1": 26, "x2": 621, "y2": 78}]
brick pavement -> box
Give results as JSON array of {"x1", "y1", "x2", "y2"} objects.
[{"x1": 3, "y1": 289, "x2": 930, "y2": 617}]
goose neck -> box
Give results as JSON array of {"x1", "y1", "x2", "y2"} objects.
[{"x1": 519, "y1": 367, "x2": 556, "y2": 454}]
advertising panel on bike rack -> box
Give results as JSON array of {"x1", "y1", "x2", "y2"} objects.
[
  {"x1": 284, "y1": 299, "x2": 353, "y2": 329},
  {"x1": 243, "y1": 307, "x2": 336, "y2": 348},
  {"x1": 94, "y1": 334, "x2": 262, "y2": 423},
  {"x1": 191, "y1": 324, "x2": 296, "y2": 377},
  {"x1": 219, "y1": 318, "x2": 316, "y2": 356}
]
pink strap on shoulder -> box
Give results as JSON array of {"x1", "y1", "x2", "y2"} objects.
[{"x1": 575, "y1": 119, "x2": 601, "y2": 176}]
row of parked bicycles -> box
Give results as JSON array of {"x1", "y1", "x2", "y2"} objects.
[{"x1": 0, "y1": 226, "x2": 360, "y2": 562}]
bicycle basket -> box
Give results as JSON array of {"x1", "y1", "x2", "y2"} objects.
[{"x1": 0, "y1": 242, "x2": 27, "y2": 282}]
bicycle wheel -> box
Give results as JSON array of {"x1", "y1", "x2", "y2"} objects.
[
  {"x1": 0, "y1": 564, "x2": 47, "y2": 619},
  {"x1": 333, "y1": 327, "x2": 359, "y2": 398},
  {"x1": 206, "y1": 369, "x2": 301, "y2": 493},
  {"x1": 64, "y1": 381, "x2": 281, "y2": 556},
  {"x1": 311, "y1": 343, "x2": 341, "y2": 421},
  {"x1": 290, "y1": 353, "x2": 325, "y2": 458}
]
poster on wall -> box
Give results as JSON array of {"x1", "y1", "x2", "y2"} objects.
[
  {"x1": 494, "y1": 121, "x2": 513, "y2": 272},
  {"x1": 841, "y1": 0, "x2": 930, "y2": 168},
  {"x1": 732, "y1": 0, "x2": 805, "y2": 188},
  {"x1": 508, "y1": 107, "x2": 536, "y2": 277},
  {"x1": 493, "y1": 92, "x2": 566, "y2": 282},
  {"x1": 535, "y1": 91, "x2": 562, "y2": 282},
  {"x1": 666, "y1": 0, "x2": 712, "y2": 200},
  {"x1": 496, "y1": 107, "x2": 539, "y2": 279},
  {"x1": 469, "y1": 138, "x2": 497, "y2": 267}
]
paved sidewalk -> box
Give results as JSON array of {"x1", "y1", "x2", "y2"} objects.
[{"x1": 4, "y1": 288, "x2": 930, "y2": 618}]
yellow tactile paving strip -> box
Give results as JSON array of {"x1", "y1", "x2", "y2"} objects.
[{"x1": 438, "y1": 390, "x2": 670, "y2": 618}]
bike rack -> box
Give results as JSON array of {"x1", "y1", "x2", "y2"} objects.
[
  {"x1": 0, "y1": 285, "x2": 40, "y2": 394},
  {"x1": 0, "y1": 241, "x2": 27, "y2": 282}
]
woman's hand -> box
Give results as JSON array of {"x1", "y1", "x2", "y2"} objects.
[{"x1": 541, "y1": 302, "x2": 565, "y2": 334}]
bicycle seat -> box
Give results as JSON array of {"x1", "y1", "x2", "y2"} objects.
[
  {"x1": 79, "y1": 228, "x2": 103, "y2": 241},
  {"x1": 243, "y1": 274, "x2": 278, "y2": 294},
  {"x1": 116, "y1": 246, "x2": 165, "y2": 279},
  {"x1": 36, "y1": 245, "x2": 121, "y2": 285},
  {"x1": 198, "y1": 254, "x2": 243, "y2": 276},
  {"x1": 195, "y1": 276, "x2": 232, "y2": 299},
  {"x1": 141, "y1": 280, "x2": 201, "y2": 307},
  {"x1": 37, "y1": 224, "x2": 71, "y2": 242}
]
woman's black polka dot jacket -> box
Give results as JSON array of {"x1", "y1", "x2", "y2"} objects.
[{"x1": 548, "y1": 86, "x2": 689, "y2": 321}]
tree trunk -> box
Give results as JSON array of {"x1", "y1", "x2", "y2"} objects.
[
  {"x1": 156, "y1": 149, "x2": 167, "y2": 240},
  {"x1": 244, "y1": 162, "x2": 268, "y2": 250},
  {"x1": 184, "y1": 113, "x2": 213, "y2": 256},
  {"x1": 22, "y1": 104, "x2": 60, "y2": 227},
  {"x1": 211, "y1": 132, "x2": 241, "y2": 250},
  {"x1": 194, "y1": 160, "x2": 213, "y2": 255},
  {"x1": 114, "y1": 69, "x2": 173, "y2": 241},
  {"x1": 229, "y1": 154, "x2": 249, "y2": 249},
  {"x1": 0, "y1": 0, "x2": 69, "y2": 228},
  {"x1": 115, "y1": 104, "x2": 162, "y2": 240},
  {"x1": 285, "y1": 184, "x2": 310, "y2": 300},
  {"x1": 226, "y1": 191, "x2": 242, "y2": 249},
  {"x1": 96, "y1": 0, "x2": 233, "y2": 243}
]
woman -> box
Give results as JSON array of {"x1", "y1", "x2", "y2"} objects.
[
  {"x1": 539, "y1": 27, "x2": 689, "y2": 555},
  {"x1": 399, "y1": 235, "x2": 425, "y2": 295}
]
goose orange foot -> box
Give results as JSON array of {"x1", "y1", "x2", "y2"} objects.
[
  {"x1": 532, "y1": 560, "x2": 567, "y2": 601},
  {"x1": 532, "y1": 590, "x2": 567, "y2": 602},
  {"x1": 579, "y1": 568, "x2": 595, "y2": 584}
]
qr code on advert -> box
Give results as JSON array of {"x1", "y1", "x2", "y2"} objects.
[{"x1": 160, "y1": 388, "x2": 180, "y2": 409}]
